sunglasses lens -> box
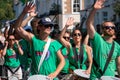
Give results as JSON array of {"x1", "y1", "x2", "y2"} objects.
[
  {"x1": 63, "y1": 37, "x2": 70, "y2": 40},
  {"x1": 73, "y1": 33, "x2": 81, "y2": 37},
  {"x1": 104, "y1": 26, "x2": 115, "y2": 30}
]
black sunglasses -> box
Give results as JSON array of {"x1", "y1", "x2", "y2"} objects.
[
  {"x1": 9, "y1": 39, "x2": 15, "y2": 41},
  {"x1": 73, "y1": 33, "x2": 81, "y2": 37},
  {"x1": 63, "y1": 36, "x2": 70, "y2": 40},
  {"x1": 103, "y1": 26, "x2": 115, "y2": 30},
  {"x1": 44, "y1": 25, "x2": 53, "y2": 29}
]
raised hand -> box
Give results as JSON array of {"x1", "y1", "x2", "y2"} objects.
[
  {"x1": 65, "y1": 17, "x2": 74, "y2": 28},
  {"x1": 23, "y1": 1, "x2": 36, "y2": 14},
  {"x1": 94, "y1": 0, "x2": 106, "y2": 10}
]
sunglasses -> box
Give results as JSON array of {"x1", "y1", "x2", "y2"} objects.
[
  {"x1": 9, "y1": 39, "x2": 15, "y2": 41},
  {"x1": 103, "y1": 26, "x2": 115, "y2": 30},
  {"x1": 63, "y1": 36, "x2": 70, "y2": 40},
  {"x1": 44, "y1": 25, "x2": 53, "y2": 29},
  {"x1": 73, "y1": 33, "x2": 81, "y2": 37}
]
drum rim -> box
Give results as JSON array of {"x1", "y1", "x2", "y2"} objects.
[
  {"x1": 74, "y1": 69, "x2": 90, "y2": 79},
  {"x1": 28, "y1": 75, "x2": 49, "y2": 80}
]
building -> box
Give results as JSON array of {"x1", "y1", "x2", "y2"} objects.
[{"x1": 13, "y1": 0, "x2": 119, "y2": 31}]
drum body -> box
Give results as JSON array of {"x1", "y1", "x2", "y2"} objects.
[
  {"x1": 9, "y1": 76, "x2": 18, "y2": 80},
  {"x1": 28, "y1": 75, "x2": 52, "y2": 80},
  {"x1": 100, "y1": 76, "x2": 120, "y2": 80},
  {"x1": 74, "y1": 69, "x2": 90, "y2": 80}
]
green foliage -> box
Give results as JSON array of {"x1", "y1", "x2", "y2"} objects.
[
  {"x1": 113, "y1": 0, "x2": 120, "y2": 15},
  {"x1": 0, "y1": 0, "x2": 15, "y2": 28}
]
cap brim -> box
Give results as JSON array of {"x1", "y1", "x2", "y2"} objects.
[{"x1": 43, "y1": 22, "x2": 55, "y2": 26}]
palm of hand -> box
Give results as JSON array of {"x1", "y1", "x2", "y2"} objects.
[
  {"x1": 66, "y1": 17, "x2": 74, "y2": 27},
  {"x1": 94, "y1": 0, "x2": 105, "y2": 9}
]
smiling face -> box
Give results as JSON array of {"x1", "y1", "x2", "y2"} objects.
[
  {"x1": 102, "y1": 21, "x2": 115, "y2": 37},
  {"x1": 72, "y1": 29, "x2": 82, "y2": 43},
  {"x1": 63, "y1": 31, "x2": 70, "y2": 42},
  {"x1": 37, "y1": 24, "x2": 52, "y2": 35}
]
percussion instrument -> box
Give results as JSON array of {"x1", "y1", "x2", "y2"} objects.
[
  {"x1": 74, "y1": 69, "x2": 90, "y2": 80},
  {"x1": 100, "y1": 76, "x2": 120, "y2": 80},
  {"x1": 28, "y1": 75, "x2": 52, "y2": 80},
  {"x1": 8, "y1": 76, "x2": 18, "y2": 80}
]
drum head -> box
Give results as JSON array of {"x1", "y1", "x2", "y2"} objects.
[
  {"x1": 101, "y1": 76, "x2": 120, "y2": 80},
  {"x1": 9, "y1": 76, "x2": 18, "y2": 80},
  {"x1": 28, "y1": 75, "x2": 50, "y2": 80},
  {"x1": 74, "y1": 69, "x2": 90, "y2": 79}
]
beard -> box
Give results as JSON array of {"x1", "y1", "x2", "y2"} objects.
[{"x1": 103, "y1": 31, "x2": 115, "y2": 37}]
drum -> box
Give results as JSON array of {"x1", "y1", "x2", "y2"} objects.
[
  {"x1": 100, "y1": 76, "x2": 120, "y2": 80},
  {"x1": 9, "y1": 76, "x2": 18, "y2": 80},
  {"x1": 74, "y1": 69, "x2": 90, "y2": 80},
  {"x1": 28, "y1": 75, "x2": 52, "y2": 80}
]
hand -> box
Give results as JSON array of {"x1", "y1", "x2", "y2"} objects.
[
  {"x1": 83, "y1": 69, "x2": 91, "y2": 75},
  {"x1": 48, "y1": 72, "x2": 57, "y2": 79},
  {"x1": 65, "y1": 17, "x2": 74, "y2": 28},
  {"x1": 94, "y1": 0, "x2": 106, "y2": 10},
  {"x1": 23, "y1": 2, "x2": 36, "y2": 14},
  {"x1": 15, "y1": 40, "x2": 19, "y2": 45},
  {"x1": 29, "y1": 11, "x2": 38, "y2": 17},
  {"x1": 5, "y1": 41, "x2": 8, "y2": 46}
]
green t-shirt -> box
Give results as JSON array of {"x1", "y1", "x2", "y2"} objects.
[
  {"x1": 90, "y1": 32, "x2": 120, "y2": 80},
  {"x1": 30, "y1": 36, "x2": 62, "y2": 76},
  {"x1": 4, "y1": 48, "x2": 20, "y2": 68},
  {"x1": 70, "y1": 44, "x2": 88, "y2": 70},
  {"x1": 61, "y1": 46, "x2": 74, "y2": 73}
]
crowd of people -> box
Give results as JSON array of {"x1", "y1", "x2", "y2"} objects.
[{"x1": 0, "y1": 0, "x2": 120, "y2": 80}]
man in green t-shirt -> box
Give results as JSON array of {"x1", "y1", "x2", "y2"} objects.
[
  {"x1": 86, "y1": 0, "x2": 120, "y2": 80},
  {"x1": 13, "y1": 3, "x2": 65, "y2": 80}
]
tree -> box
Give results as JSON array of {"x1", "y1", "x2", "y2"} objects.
[
  {"x1": 113, "y1": 0, "x2": 120, "y2": 16},
  {"x1": 0, "y1": 0, "x2": 15, "y2": 28}
]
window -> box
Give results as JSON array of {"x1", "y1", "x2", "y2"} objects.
[
  {"x1": 102, "y1": 12, "x2": 108, "y2": 21},
  {"x1": 73, "y1": 0, "x2": 80, "y2": 13}
]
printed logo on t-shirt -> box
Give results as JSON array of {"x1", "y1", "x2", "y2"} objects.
[
  {"x1": 8, "y1": 54, "x2": 16, "y2": 59},
  {"x1": 35, "y1": 50, "x2": 50, "y2": 60}
]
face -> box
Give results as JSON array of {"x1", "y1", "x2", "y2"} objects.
[
  {"x1": 37, "y1": 24, "x2": 53, "y2": 35},
  {"x1": 72, "y1": 30, "x2": 82, "y2": 43},
  {"x1": 8, "y1": 35, "x2": 15, "y2": 46},
  {"x1": 102, "y1": 22, "x2": 115, "y2": 37},
  {"x1": 63, "y1": 32, "x2": 70, "y2": 41}
]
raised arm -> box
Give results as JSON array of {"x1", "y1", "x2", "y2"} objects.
[
  {"x1": 86, "y1": 0, "x2": 105, "y2": 39},
  {"x1": 59, "y1": 17, "x2": 74, "y2": 51},
  {"x1": 15, "y1": 40, "x2": 23, "y2": 55},
  {"x1": 14, "y1": 2, "x2": 36, "y2": 43}
]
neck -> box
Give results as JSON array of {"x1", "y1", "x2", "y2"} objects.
[
  {"x1": 74, "y1": 41, "x2": 81, "y2": 48},
  {"x1": 39, "y1": 33, "x2": 49, "y2": 42},
  {"x1": 103, "y1": 36, "x2": 113, "y2": 43}
]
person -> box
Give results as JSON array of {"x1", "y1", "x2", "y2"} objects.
[
  {"x1": 86, "y1": 0, "x2": 120, "y2": 79},
  {"x1": 58, "y1": 17, "x2": 75, "y2": 79},
  {"x1": 1, "y1": 35, "x2": 23, "y2": 80},
  {"x1": 13, "y1": 3, "x2": 65, "y2": 80},
  {"x1": 70, "y1": 28, "x2": 92, "y2": 74}
]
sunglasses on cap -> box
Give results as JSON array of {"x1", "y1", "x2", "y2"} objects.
[
  {"x1": 63, "y1": 36, "x2": 70, "y2": 40},
  {"x1": 73, "y1": 33, "x2": 81, "y2": 37},
  {"x1": 103, "y1": 26, "x2": 115, "y2": 30}
]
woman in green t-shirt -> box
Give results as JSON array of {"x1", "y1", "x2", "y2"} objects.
[{"x1": 2, "y1": 35, "x2": 23, "y2": 80}]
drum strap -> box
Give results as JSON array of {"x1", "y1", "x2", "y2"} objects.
[
  {"x1": 93, "y1": 42, "x2": 115, "y2": 76},
  {"x1": 73, "y1": 45, "x2": 84, "y2": 68},
  {"x1": 5, "y1": 65, "x2": 20, "y2": 74},
  {"x1": 37, "y1": 38, "x2": 51, "y2": 74}
]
